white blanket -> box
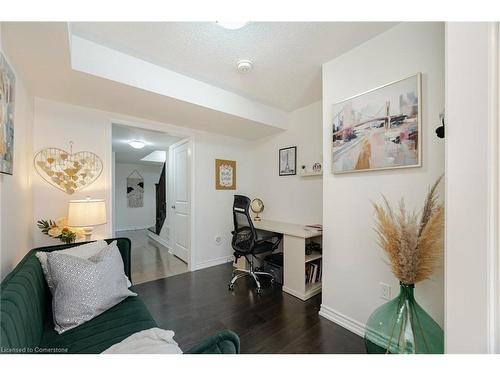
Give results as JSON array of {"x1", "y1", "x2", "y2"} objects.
[{"x1": 103, "y1": 328, "x2": 183, "y2": 354}]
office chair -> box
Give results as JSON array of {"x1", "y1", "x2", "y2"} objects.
[{"x1": 229, "y1": 195, "x2": 282, "y2": 293}]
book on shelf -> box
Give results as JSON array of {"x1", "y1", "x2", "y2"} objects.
[
  {"x1": 305, "y1": 259, "x2": 322, "y2": 284},
  {"x1": 311, "y1": 264, "x2": 318, "y2": 284}
]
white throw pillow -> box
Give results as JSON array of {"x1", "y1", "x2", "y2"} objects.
[
  {"x1": 36, "y1": 240, "x2": 132, "y2": 290},
  {"x1": 47, "y1": 241, "x2": 137, "y2": 334}
]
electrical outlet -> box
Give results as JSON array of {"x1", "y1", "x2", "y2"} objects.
[{"x1": 380, "y1": 282, "x2": 391, "y2": 300}]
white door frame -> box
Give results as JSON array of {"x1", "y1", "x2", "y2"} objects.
[
  {"x1": 445, "y1": 22, "x2": 500, "y2": 353},
  {"x1": 107, "y1": 118, "x2": 196, "y2": 271}
]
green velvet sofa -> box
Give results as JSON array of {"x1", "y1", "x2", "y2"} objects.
[{"x1": 0, "y1": 238, "x2": 239, "y2": 354}]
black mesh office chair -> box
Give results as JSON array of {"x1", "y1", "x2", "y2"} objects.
[{"x1": 229, "y1": 195, "x2": 282, "y2": 293}]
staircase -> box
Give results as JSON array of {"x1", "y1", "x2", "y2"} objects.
[{"x1": 154, "y1": 163, "x2": 166, "y2": 235}]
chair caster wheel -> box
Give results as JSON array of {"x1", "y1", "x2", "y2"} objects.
[
  {"x1": 270, "y1": 278, "x2": 275, "y2": 284},
  {"x1": 256, "y1": 287, "x2": 261, "y2": 294},
  {"x1": 228, "y1": 283, "x2": 234, "y2": 291}
]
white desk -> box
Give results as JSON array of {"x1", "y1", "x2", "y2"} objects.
[{"x1": 253, "y1": 219, "x2": 322, "y2": 300}]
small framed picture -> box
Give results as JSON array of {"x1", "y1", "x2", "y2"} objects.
[
  {"x1": 215, "y1": 159, "x2": 236, "y2": 190},
  {"x1": 279, "y1": 146, "x2": 297, "y2": 176}
]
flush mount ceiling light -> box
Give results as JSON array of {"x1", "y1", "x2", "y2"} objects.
[
  {"x1": 215, "y1": 21, "x2": 248, "y2": 30},
  {"x1": 128, "y1": 140, "x2": 145, "y2": 149},
  {"x1": 237, "y1": 59, "x2": 253, "y2": 74}
]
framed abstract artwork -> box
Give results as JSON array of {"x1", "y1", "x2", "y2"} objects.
[
  {"x1": 215, "y1": 159, "x2": 236, "y2": 190},
  {"x1": 127, "y1": 170, "x2": 144, "y2": 207},
  {"x1": 331, "y1": 73, "x2": 422, "y2": 174},
  {"x1": 0, "y1": 52, "x2": 15, "y2": 175},
  {"x1": 279, "y1": 146, "x2": 297, "y2": 176}
]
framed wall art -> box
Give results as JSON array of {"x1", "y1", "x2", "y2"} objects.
[
  {"x1": 331, "y1": 73, "x2": 422, "y2": 174},
  {"x1": 215, "y1": 159, "x2": 236, "y2": 190},
  {"x1": 279, "y1": 146, "x2": 297, "y2": 176},
  {"x1": 33, "y1": 142, "x2": 103, "y2": 194},
  {"x1": 127, "y1": 170, "x2": 144, "y2": 208},
  {"x1": 0, "y1": 52, "x2": 15, "y2": 175}
]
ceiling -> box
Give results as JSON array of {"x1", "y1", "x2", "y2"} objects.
[
  {"x1": 2, "y1": 22, "x2": 286, "y2": 139},
  {"x1": 2, "y1": 22, "x2": 397, "y2": 139},
  {"x1": 71, "y1": 22, "x2": 396, "y2": 111},
  {"x1": 112, "y1": 124, "x2": 182, "y2": 165}
]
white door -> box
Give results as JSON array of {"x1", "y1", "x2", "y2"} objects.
[{"x1": 170, "y1": 140, "x2": 190, "y2": 263}]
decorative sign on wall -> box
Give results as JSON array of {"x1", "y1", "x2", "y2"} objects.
[
  {"x1": 127, "y1": 170, "x2": 144, "y2": 208},
  {"x1": 215, "y1": 159, "x2": 236, "y2": 190},
  {"x1": 0, "y1": 52, "x2": 16, "y2": 175},
  {"x1": 34, "y1": 142, "x2": 103, "y2": 194},
  {"x1": 331, "y1": 73, "x2": 422, "y2": 174}
]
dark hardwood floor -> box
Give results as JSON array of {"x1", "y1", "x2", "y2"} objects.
[{"x1": 133, "y1": 262, "x2": 366, "y2": 354}]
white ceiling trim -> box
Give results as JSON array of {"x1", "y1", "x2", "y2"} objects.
[{"x1": 70, "y1": 34, "x2": 289, "y2": 130}]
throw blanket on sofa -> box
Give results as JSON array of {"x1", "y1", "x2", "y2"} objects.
[{"x1": 102, "y1": 328, "x2": 183, "y2": 354}]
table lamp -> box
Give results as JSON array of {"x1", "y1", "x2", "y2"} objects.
[{"x1": 67, "y1": 198, "x2": 107, "y2": 241}]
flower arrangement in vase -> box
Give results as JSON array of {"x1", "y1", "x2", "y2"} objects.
[
  {"x1": 37, "y1": 218, "x2": 85, "y2": 244},
  {"x1": 365, "y1": 176, "x2": 445, "y2": 354}
]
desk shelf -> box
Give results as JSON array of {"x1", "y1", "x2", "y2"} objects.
[
  {"x1": 305, "y1": 251, "x2": 322, "y2": 263},
  {"x1": 252, "y1": 219, "x2": 323, "y2": 301},
  {"x1": 305, "y1": 282, "x2": 322, "y2": 298}
]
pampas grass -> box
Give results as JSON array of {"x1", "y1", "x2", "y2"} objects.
[{"x1": 373, "y1": 176, "x2": 444, "y2": 284}]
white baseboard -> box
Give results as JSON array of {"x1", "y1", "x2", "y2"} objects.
[
  {"x1": 147, "y1": 231, "x2": 170, "y2": 249},
  {"x1": 319, "y1": 304, "x2": 366, "y2": 338},
  {"x1": 194, "y1": 255, "x2": 234, "y2": 271}
]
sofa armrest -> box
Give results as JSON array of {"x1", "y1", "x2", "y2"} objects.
[{"x1": 184, "y1": 330, "x2": 240, "y2": 354}]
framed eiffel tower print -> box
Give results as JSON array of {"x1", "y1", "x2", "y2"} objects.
[{"x1": 279, "y1": 146, "x2": 296, "y2": 176}]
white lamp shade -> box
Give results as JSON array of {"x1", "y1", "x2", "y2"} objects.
[{"x1": 67, "y1": 199, "x2": 107, "y2": 227}]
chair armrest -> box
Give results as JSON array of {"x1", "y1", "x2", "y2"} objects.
[{"x1": 184, "y1": 330, "x2": 240, "y2": 354}]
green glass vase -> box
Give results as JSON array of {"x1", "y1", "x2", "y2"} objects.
[{"x1": 364, "y1": 283, "x2": 444, "y2": 354}]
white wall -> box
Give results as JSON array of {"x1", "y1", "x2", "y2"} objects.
[
  {"x1": 191, "y1": 100, "x2": 322, "y2": 269},
  {"x1": 193, "y1": 133, "x2": 255, "y2": 269},
  {"x1": 114, "y1": 162, "x2": 163, "y2": 231},
  {"x1": 320, "y1": 23, "x2": 445, "y2": 334},
  {"x1": 32, "y1": 98, "x2": 112, "y2": 246},
  {"x1": 445, "y1": 22, "x2": 499, "y2": 354},
  {"x1": 30, "y1": 98, "x2": 256, "y2": 271},
  {"x1": 0, "y1": 24, "x2": 35, "y2": 281},
  {"x1": 252, "y1": 101, "x2": 322, "y2": 225}
]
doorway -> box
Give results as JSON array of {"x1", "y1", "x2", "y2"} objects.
[{"x1": 111, "y1": 124, "x2": 191, "y2": 284}]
